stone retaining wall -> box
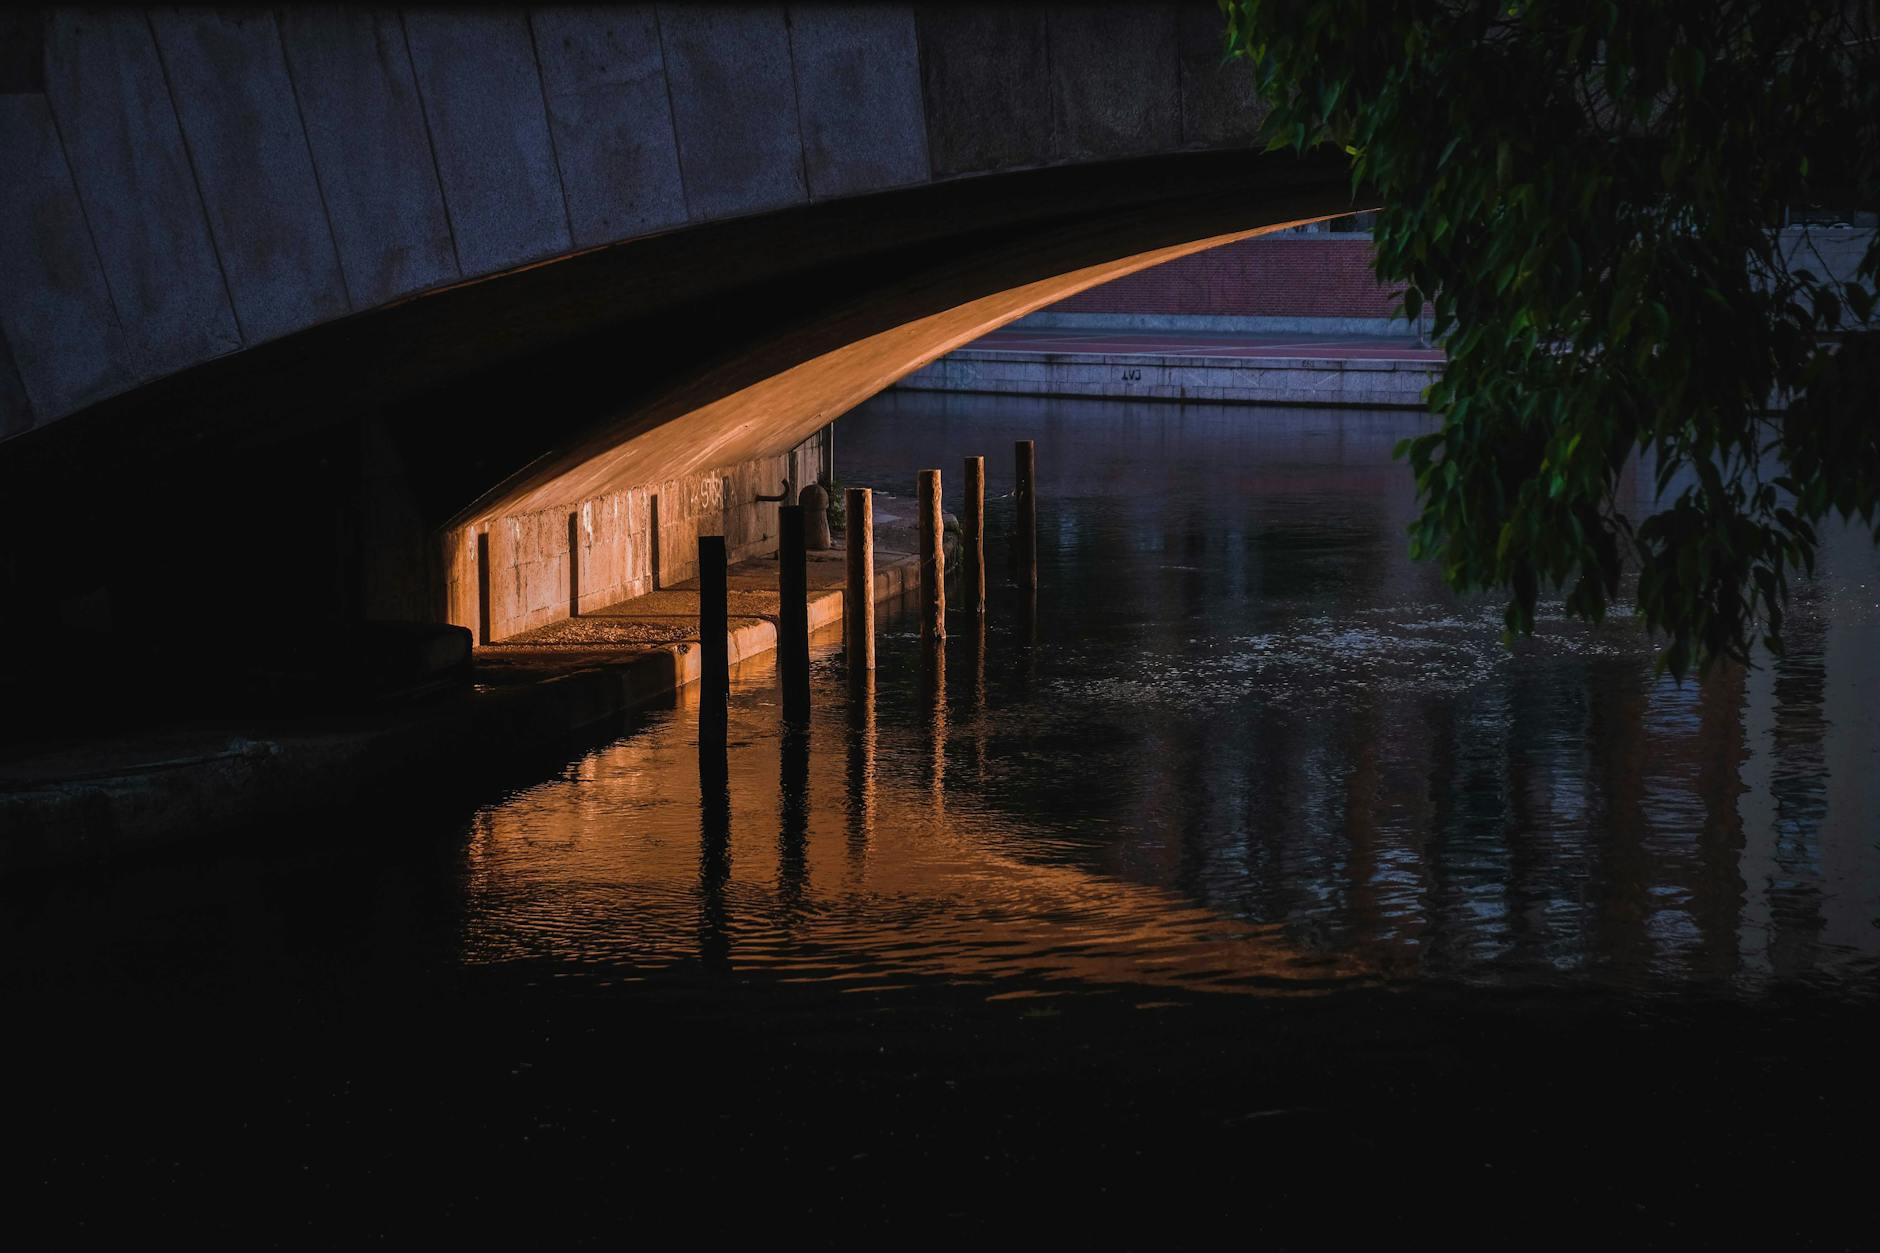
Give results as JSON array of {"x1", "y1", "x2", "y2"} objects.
[{"x1": 896, "y1": 350, "x2": 1438, "y2": 408}]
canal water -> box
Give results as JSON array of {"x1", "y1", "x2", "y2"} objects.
[
  {"x1": 7, "y1": 393, "x2": 1877, "y2": 1237},
  {"x1": 459, "y1": 391, "x2": 1880, "y2": 1001}
]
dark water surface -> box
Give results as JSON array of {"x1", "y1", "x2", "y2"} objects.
[
  {"x1": 461, "y1": 392, "x2": 1880, "y2": 999},
  {"x1": 7, "y1": 393, "x2": 1877, "y2": 1239}
]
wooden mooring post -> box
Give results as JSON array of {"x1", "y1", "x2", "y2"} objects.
[
  {"x1": 778, "y1": 503, "x2": 811, "y2": 722},
  {"x1": 963, "y1": 455, "x2": 985, "y2": 613},
  {"x1": 568, "y1": 511, "x2": 582, "y2": 618},
  {"x1": 919, "y1": 468, "x2": 945, "y2": 641},
  {"x1": 845, "y1": 487, "x2": 875, "y2": 675},
  {"x1": 698, "y1": 535, "x2": 728, "y2": 744},
  {"x1": 1015, "y1": 439, "x2": 1037, "y2": 590}
]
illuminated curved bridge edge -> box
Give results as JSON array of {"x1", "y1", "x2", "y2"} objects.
[{"x1": 0, "y1": 6, "x2": 1366, "y2": 651}]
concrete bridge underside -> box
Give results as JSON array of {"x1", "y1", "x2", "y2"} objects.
[{"x1": 0, "y1": 5, "x2": 1362, "y2": 662}]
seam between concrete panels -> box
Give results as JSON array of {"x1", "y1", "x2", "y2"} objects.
[
  {"x1": 897, "y1": 5, "x2": 933, "y2": 187},
  {"x1": 649, "y1": 6, "x2": 693, "y2": 223},
  {"x1": 910, "y1": 4, "x2": 937, "y2": 182},
  {"x1": 274, "y1": 13, "x2": 354, "y2": 310},
  {"x1": 37, "y1": 46, "x2": 136, "y2": 371},
  {"x1": 1174, "y1": 12, "x2": 1190, "y2": 148},
  {"x1": 523, "y1": 10, "x2": 577, "y2": 249},
  {"x1": 1041, "y1": 8, "x2": 1055, "y2": 164},
  {"x1": 781, "y1": 7, "x2": 813, "y2": 200},
  {"x1": 144, "y1": 9, "x2": 246, "y2": 344},
  {"x1": 397, "y1": 11, "x2": 464, "y2": 280}
]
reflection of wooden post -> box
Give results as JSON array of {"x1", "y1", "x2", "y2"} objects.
[
  {"x1": 699, "y1": 535, "x2": 728, "y2": 744},
  {"x1": 778, "y1": 504, "x2": 810, "y2": 723},
  {"x1": 923, "y1": 634, "x2": 946, "y2": 812},
  {"x1": 1015, "y1": 440, "x2": 1037, "y2": 590},
  {"x1": 963, "y1": 456, "x2": 985, "y2": 613},
  {"x1": 919, "y1": 468, "x2": 945, "y2": 641},
  {"x1": 845, "y1": 487, "x2": 874, "y2": 674},
  {"x1": 846, "y1": 667, "x2": 875, "y2": 865},
  {"x1": 970, "y1": 609, "x2": 987, "y2": 783},
  {"x1": 697, "y1": 732, "x2": 731, "y2": 971},
  {"x1": 778, "y1": 723, "x2": 810, "y2": 906}
]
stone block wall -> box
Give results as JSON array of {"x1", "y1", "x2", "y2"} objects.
[
  {"x1": 1048, "y1": 236, "x2": 1402, "y2": 320},
  {"x1": 446, "y1": 428, "x2": 828, "y2": 644},
  {"x1": 897, "y1": 349, "x2": 1438, "y2": 408}
]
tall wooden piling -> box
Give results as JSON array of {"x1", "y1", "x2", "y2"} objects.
[
  {"x1": 778, "y1": 722, "x2": 810, "y2": 905},
  {"x1": 919, "y1": 468, "x2": 945, "y2": 641},
  {"x1": 845, "y1": 487, "x2": 875, "y2": 674},
  {"x1": 1015, "y1": 440, "x2": 1037, "y2": 590},
  {"x1": 475, "y1": 531, "x2": 492, "y2": 646},
  {"x1": 567, "y1": 512, "x2": 581, "y2": 618},
  {"x1": 778, "y1": 503, "x2": 811, "y2": 722},
  {"x1": 698, "y1": 535, "x2": 728, "y2": 744},
  {"x1": 963, "y1": 456, "x2": 985, "y2": 613}
]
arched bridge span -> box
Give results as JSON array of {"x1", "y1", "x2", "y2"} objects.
[{"x1": 0, "y1": 5, "x2": 1363, "y2": 652}]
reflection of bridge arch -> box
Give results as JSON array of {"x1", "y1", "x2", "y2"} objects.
[{"x1": 0, "y1": 5, "x2": 1362, "y2": 653}]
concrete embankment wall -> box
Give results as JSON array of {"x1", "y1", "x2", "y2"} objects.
[
  {"x1": 896, "y1": 349, "x2": 1438, "y2": 408},
  {"x1": 1017, "y1": 310, "x2": 1422, "y2": 337},
  {"x1": 448, "y1": 428, "x2": 831, "y2": 644}
]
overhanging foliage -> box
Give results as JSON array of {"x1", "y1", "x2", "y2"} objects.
[{"x1": 1223, "y1": 0, "x2": 1879, "y2": 674}]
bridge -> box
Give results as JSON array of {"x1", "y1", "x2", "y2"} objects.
[{"x1": 0, "y1": 5, "x2": 1360, "y2": 655}]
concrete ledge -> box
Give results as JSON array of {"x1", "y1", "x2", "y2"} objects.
[
  {"x1": 0, "y1": 546, "x2": 931, "y2": 873},
  {"x1": 897, "y1": 348, "x2": 1439, "y2": 408},
  {"x1": 1014, "y1": 311, "x2": 1425, "y2": 338}
]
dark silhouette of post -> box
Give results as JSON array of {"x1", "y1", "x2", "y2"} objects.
[
  {"x1": 963, "y1": 455, "x2": 985, "y2": 613},
  {"x1": 698, "y1": 535, "x2": 728, "y2": 745},
  {"x1": 778, "y1": 503, "x2": 811, "y2": 722},
  {"x1": 1015, "y1": 440, "x2": 1037, "y2": 590},
  {"x1": 649, "y1": 495, "x2": 662, "y2": 589},
  {"x1": 475, "y1": 531, "x2": 492, "y2": 646},
  {"x1": 919, "y1": 468, "x2": 945, "y2": 641},
  {"x1": 845, "y1": 487, "x2": 874, "y2": 675},
  {"x1": 567, "y1": 511, "x2": 581, "y2": 618}
]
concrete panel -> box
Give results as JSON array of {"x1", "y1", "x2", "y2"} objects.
[
  {"x1": 787, "y1": 5, "x2": 927, "y2": 199},
  {"x1": 402, "y1": 10, "x2": 573, "y2": 276},
  {"x1": 277, "y1": 7, "x2": 459, "y2": 306},
  {"x1": 41, "y1": 11, "x2": 240, "y2": 378},
  {"x1": 656, "y1": 5, "x2": 807, "y2": 221},
  {"x1": 1175, "y1": 6, "x2": 1263, "y2": 149},
  {"x1": 915, "y1": 5, "x2": 1050, "y2": 177},
  {"x1": 148, "y1": 9, "x2": 349, "y2": 342},
  {"x1": 0, "y1": 94, "x2": 133, "y2": 420},
  {"x1": 1046, "y1": 3, "x2": 1181, "y2": 161},
  {"x1": 530, "y1": 5, "x2": 687, "y2": 246}
]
